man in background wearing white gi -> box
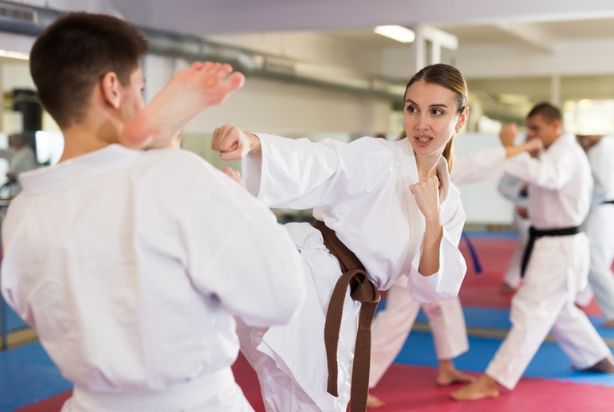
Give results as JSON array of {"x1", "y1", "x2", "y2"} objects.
[
  {"x1": 452, "y1": 102, "x2": 614, "y2": 401},
  {"x1": 577, "y1": 133, "x2": 614, "y2": 328}
]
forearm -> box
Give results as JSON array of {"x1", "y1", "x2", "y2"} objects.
[
  {"x1": 504, "y1": 141, "x2": 533, "y2": 158},
  {"x1": 418, "y1": 217, "x2": 444, "y2": 276},
  {"x1": 242, "y1": 133, "x2": 349, "y2": 209}
]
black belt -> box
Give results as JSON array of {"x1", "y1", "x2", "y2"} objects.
[{"x1": 520, "y1": 226, "x2": 581, "y2": 277}]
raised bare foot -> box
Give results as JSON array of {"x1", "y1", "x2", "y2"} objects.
[
  {"x1": 450, "y1": 374, "x2": 500, "y2": 401},
  {"x1": 582, "y1": 356, "x2": 614, "y2": 373},
  {"x1": 366, "y1": 392, "x2": 385, "y2": 409},
  {"x1": 436, "y1": 367, "x2": 476, "y2": 386},
  {"x1": 122, "y1": 61, "x2": 245, "y2": 149},
  {"x1": 603, "y1": 319, "x2": 614, "y2": 328}
]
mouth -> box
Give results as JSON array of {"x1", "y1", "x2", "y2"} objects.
[{"x1": 414, "y1": 136, "x2": 434, "y2": 143}]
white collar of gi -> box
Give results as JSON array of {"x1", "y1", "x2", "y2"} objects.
[{"x1": 18, "y1": 144, "x2": 140, "y2": 194}]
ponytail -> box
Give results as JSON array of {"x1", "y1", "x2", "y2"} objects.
[{"x1": 442, "y1": 138, "x2": 454, "y2": 172}]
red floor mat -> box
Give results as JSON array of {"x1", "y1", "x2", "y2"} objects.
[{"x1": 369, "y1": 363, "x2": 614, "y2": 412}]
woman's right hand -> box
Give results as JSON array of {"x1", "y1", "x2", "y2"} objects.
[{"x1": 211, "y1": 124, "x2": 261, "y2": 160}]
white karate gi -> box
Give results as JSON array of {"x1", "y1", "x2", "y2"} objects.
[
  {"x1": 1, "y1": 145, "x2": 305, "y2": 412},
  {"x1": 369, "y1": 146, "x2": 507, "y2": 388},
  {"x1": 239, "y1": 134, "x2": 467, "y2": 411},
  {"x1": 486, "y1": 134, "x2": 611, "y2": 389},
  {"x1": 497, "y1": 172, "x2": 530, "y2": 289},
  {"x1": 584, "y1": 136, "x2": 614, "y2": 320}
]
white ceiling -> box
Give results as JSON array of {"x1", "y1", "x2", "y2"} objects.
[
  {"x1": 107, "y1": 0, "x2": 614, "y2": 37},
  {"x1": 103, "y1": 0, "x2": 614, "y2": 63},
  {"x1": 12, "y1": 0, "x2": 614, "y2": 54}
]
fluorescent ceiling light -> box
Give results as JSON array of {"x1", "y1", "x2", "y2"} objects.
[{"x1": 374, "y1": 25, "x2": 415, "y2": 43}]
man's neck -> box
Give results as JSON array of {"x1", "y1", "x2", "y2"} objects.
[{"x1": 60, "y1": 121, "x2": 120, "y2": 163}]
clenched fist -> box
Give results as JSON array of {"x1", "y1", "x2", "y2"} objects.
[
  {"x1": 410, "y1": 175, "x2": 441, "y2": 223},
  {"x1": 212, "y1": 124, "x2": 261, "y2": 161},
  {"x1": 499, "y1": 123, "x2": 518, "y2": 148},
  {"x1": 525, "y1": 138, "x2": 543, "y2": 157}
]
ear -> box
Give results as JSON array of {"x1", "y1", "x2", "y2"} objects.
[
  {"x1": 552, "y1": 119, "x2": 562, "y2": 134},
  {"x1": 455, "y1": 106, "x2": 470, "y2": 133},
  {"x1": 100, "y1": 71, "x2": 122, "y2": 109}
]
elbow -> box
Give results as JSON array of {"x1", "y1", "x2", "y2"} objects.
[{"x1": 408, "y1": 262, "x2": 465, "y2": 303}]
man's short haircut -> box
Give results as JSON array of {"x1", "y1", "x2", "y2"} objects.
[
  {"x1": 527, "y1": 102, "x2": 562, "y2": 124},
  {"x1": 29, "y1": 12, "x2": 148, "y2": 128}
]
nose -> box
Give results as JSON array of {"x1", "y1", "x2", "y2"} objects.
[{"x1": 416, "y1": 112, "x2": 430, "y2": 131}]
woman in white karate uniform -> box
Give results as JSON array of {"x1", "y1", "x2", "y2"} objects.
[
  {"x1": 212, "y1": 64, "x2": 469, "y2": 412},
  {"x1": 367, "y1": 134, "x2": 543, "y2": 408}
]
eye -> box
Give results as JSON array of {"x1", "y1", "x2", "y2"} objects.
[
  {"x1": 405, "y1": 104, "x2": 418, "y2": 113},
  {"x1": 430, "y1": 108, "x2": 445, "y2": 116}
]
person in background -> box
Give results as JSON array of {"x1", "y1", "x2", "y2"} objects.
[
  {"x1": 452, "y1": 103, "x2": 614, "y2": 401},
  {"x1": 577, "y1": 133, "x2": 614, "y2": 328},
  {"x1": 0, "y1": 132, "x2": 38, "y2": 196}
]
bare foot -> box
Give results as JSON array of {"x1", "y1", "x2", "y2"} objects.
[
  {"x1": 366, "y1": 392, "x2": 385, "y2": 409},
  {"x1": 436, "y1": 367, "x2": 476, "y2": 386},
  {"x1": 450, "y1": 374, "x2": 500, "y2": 401},
  {"x1": 122, "y1": 61, "x2": 245, "y2": 149},
  {"x1": 582, "y1": 356, "x2": 614, "y2": 373},
  {"x1": 603, "y1": 319, "x2": 614, "y2": 328},
  {"x1": 499, "y1": 282, "x2": 518, "y2": 295}
]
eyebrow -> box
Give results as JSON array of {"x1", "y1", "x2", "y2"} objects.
[{"x1": 404, "y1": 98, "x2": 449, "y2": 109}]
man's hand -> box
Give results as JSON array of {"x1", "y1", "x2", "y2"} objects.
[
  {"x1": 499, "y1": 123, "x2": 518, "y2": 148},
  {"x1": 516, "y1": 206, "x2": 529, "y2": 219}
]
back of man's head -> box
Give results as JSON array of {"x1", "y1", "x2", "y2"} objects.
[
  {"x1": 30, "y1": 12, "x2": 148, "y2": 129},
  {"x1": 527, "y1": 102, "x2": 561, "y2": 124}
]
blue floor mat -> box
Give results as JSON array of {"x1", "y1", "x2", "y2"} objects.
[
  {"x1": 0, "y1": 342, "x2": 71, "y2": 411},
  {"x1": 1, "y1": 301, "x2": 28, "y2": 333},
  {"x1": 396, "y1": 330, "x2": 614, "y2": 387},
  {"x1": 413, "y1": 306, "x2": 614, "y2": 339}
]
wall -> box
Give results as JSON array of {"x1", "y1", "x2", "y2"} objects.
[
  {"x1": 142, "y1": 55, "x2": 392, "y2": 138},
  {"x1": 454, "y1": 132, "x2": 514, "y2": 225}
]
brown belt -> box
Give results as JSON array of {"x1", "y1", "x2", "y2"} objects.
[{"x1": 313, "y1": 220, "x2": 381, "y2": 412}]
